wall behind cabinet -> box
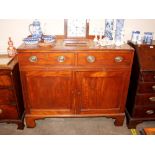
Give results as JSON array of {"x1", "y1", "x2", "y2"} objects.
[{"x1": 0, "y1": 19, "x2": 155, "y2": 53}]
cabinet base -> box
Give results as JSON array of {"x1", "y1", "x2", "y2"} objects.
[
  {"x1": 126, "y1": 110, "x2": 155, "y2": 129},
  {"x1": 25, "y1": 114, "x2": 125, "y2": 128},
  {"x1": 0, "y1": 112, "x2": 25, "y2": 130}
]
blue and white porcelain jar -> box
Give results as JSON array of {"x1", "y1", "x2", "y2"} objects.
[
  {"x1": 131, "y1": 31, "x2": 140, "y2": 43},
  {"x1": 143, "y1": 32, "x2": 153, "y2": 44}
]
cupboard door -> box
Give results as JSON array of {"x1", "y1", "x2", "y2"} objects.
[
  {"x1": 22, "y1": 71, "x2": 74, "y2": 115},
  {"x1": 76, "y1": 71, "x2": 129, "y2": 114}
]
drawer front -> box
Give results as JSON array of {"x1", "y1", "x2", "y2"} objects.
[
  {"x1": 48, "y1": 53, "x2": 74, "y2": 66},
  {"x1": 18, "y1": 53, "x2": 48, "y2": 66},
  {"x1": 135, "y1": 94, "x2": 155, "y2": 106},
  {"x1": 0, "y1": 89, "x2": 16, "y2": 104},
  {"x1": 138, "y1": 82, "x2": 155, "y2": 93},
  {"x1": 142, "y1": 72, "x2": 155, "y2": 82},
  {"x1": 0, "y1": 74, "x2": 12, "y2": 87},
  {"x1": 0, "y1": 105, "x2": 18, "y2": 119},
  {"x1": 133, "y1": 106, "x2": 155, "y2": 118},
  {"x1": 18, "y1": 53, "x2": 74, "y2": 67},
  {"x1": 77, "y1": 52, "x2": 132, "y2": 67}
]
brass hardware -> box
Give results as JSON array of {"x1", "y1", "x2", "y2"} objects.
[
  {"x1": 114, "y1": 56, "x2": 124, "y2": 62},
  {"x1": 57, "y1": 56, "x2": 65, "y2": 63},
  {"x1": 86, "y1": 56, "x2": 96, "y2": 63},
  {"x1": 29, "y1": 56, "x2": 37, "y2": 62},
  {"x1": 145, "y1": 110, "x2": 154, "y2": 115},
  {"x1": 0, "y1": 109, "x2": 3, "y2": 114},
  {"x1": 152, "y1": 85, "x2": 155, "y2": 91},
  {"x1": 149, "y1": 97, "x2": 155, "y2": 102}
]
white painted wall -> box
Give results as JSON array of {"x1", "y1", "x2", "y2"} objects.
[{"x1": 0, "y1": 19, "x2": 155, "y2": 54}]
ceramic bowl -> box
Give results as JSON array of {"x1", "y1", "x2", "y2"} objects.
[
  {"x1": 42, "y1": 35, "x2": 56, "y2": 43},
  {"x1": 23, "y1": 37, "x2": 39, "y2": 45}
]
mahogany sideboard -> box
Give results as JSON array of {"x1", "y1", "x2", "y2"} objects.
[
  {"x1": 0, "y1": 55, "x2": 25, "y2": 129},
  {"x1": 126, "y1": 41, "x2": 155, "y2": 128},
  {"x1": 17, "y1": 39, "x2": 134, "y2": 128}
]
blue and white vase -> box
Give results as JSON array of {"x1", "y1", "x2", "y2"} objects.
[
  {"x1": 115, "y1": 19, "x2": 125, "y2": 46},
  {"x1": 104, "y1": 19, "x2": 114, "y2": 40}
]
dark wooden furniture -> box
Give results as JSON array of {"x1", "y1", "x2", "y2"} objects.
[
  {"x1": 126, "y1": 41, "x2": 155, "y2": 129},
  {"x1": 17, "y1": 38, "x2": 134, "y2": 128},
  {"x1": 0, "y1": 55, "x2": 25, "y2": 129}
]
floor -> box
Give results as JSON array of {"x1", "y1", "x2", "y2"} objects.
[{"x1": 0, "y1": 117, "x2": 155, "y2": 135}]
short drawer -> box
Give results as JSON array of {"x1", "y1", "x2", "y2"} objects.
[
  {"x1": 141, "y1": 71, "x2": 155, "y2": 82},
  {"x1": 0, "y1": 89, "x2": 16, "y2": 104},
  {"x1": 135, "y1": 94, "x2": 155, "y2": 106},
  {"x1": 133, "y1": 106, "x2": 155, "y2": 118},
  {"x1": 18, "y1": 53, "x2": 48, "y2": 66},
  {"x1": 0, "y1": 74, "x2": 12, "y2": 87},
  {"x1": 18, "y1": 53, "x2": 75, "y2": 66},
  {"x1": 77, "y1": 52, "x2": 132, "y2": 67},
  {"x1": 0, "y1": 104, "x2": 18, "y2": 119},
  {"x1": 138, "y1": 82, "x2": 155, "y2": 93},
  {"x1": 48, "y1": 53, "x2": 74, "y2": 66}
]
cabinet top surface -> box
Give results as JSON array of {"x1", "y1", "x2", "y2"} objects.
[
  {"x1": 128, "y1": 41, "x2": 155, "y2": 71},
  {"x1": 0, "y1": 55, "x2": 17, "y2": 70},
  {"x1": 17, "y1": 39, "x2": 133, "y2": 52}
]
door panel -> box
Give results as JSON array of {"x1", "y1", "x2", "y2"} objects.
[
  {"x1": 23, "y1": 71, "x2": 74, "y2": 114},
  {"x1": 76, "y1": 71, "x2": 129, "y2": 114}
]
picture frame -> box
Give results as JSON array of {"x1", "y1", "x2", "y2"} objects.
[{"x1": 64, "y1": 19, "x2": 89, "y2": 39}]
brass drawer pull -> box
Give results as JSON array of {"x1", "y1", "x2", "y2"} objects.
[
  {"x1": 114, "y1": 56, "x2": 124, "y2": 62},
  {"x1": 152, "y1": 85, "x2": 155, "y2": 91},
  {"x1": 86, "y1": 56, "x2": 96, "y2": 63},
  {"x1": 29, "y1": 56, "x2": 38, "y2": 62},
  {"x1": 0, "y1": 109, "x2": 3, "y2": 114},
  {"x1": 149, "y1": 97, "x2": 155, "y2": 102},
  {"x1": 145, "y1": 110, "x2": 154, "y2": 115},
  {"x1": 57, "y1": 56, "x2": 65, "y2": 63}
]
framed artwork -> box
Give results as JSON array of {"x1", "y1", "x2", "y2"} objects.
[{"x1": 64, "y1": 19, "x2": 89, "y2": 39}]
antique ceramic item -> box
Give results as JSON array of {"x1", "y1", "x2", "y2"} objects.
[
  {"x1": 143, "y1": 32, "x2": 153, "y2": 44},
  {"x1": 42, "y1": 35, "x2": 56, "y2": 43},
  {"x1": 23, "y1": 37, "x2": 39, "y2": 45},
  {"x1": 104, "y1": 19, "x2": 114, "y2": 40},
  {"x1": 7, "y1": 37, "x2": 16, "y2": 57},
  {"x1": 29, "y1": 19, "x2": 42, "y2": 39},
  {"x1": 115, "y1": 19, "x2": 125, "y2": 46},
  {"x1": 131, "y1": 31, "x2": 140, "y2": 43}
]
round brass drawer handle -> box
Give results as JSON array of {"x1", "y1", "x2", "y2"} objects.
[
  {"x1": 86, "y1": 56, "x2": 96, "y2": 63},
  {"x1": 0, "y1": 109, "x2": 3, "y2": 114},
  {"x1": 57, "y1": 56, "x2": 65, "y2": 63},
  {"x1": 29, "y1": 56, "x2": 38, "y2": 62},
  {"x1": 149, "y1": 97, "x2": 155, "y2": 102},
  {"x1": 145, "y1": 110, "x2": 154, "y2": 115},
  {"x1": 152, "y1": 85, "x2": 155, "y2": 91},
  {"x1": 114, "y1": 56, "x2": 124, "y2": 63}
]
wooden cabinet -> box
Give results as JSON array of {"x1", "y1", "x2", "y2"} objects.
[
  {"x1": 126, "y1": 41, "x2": 155, "y2": 129},
  {"x1": 0, "y1": 55, "x2": 25, "y2": 129},
  {"x1": 17, "y1": 39, "x2": 134, "y2": 128}
]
